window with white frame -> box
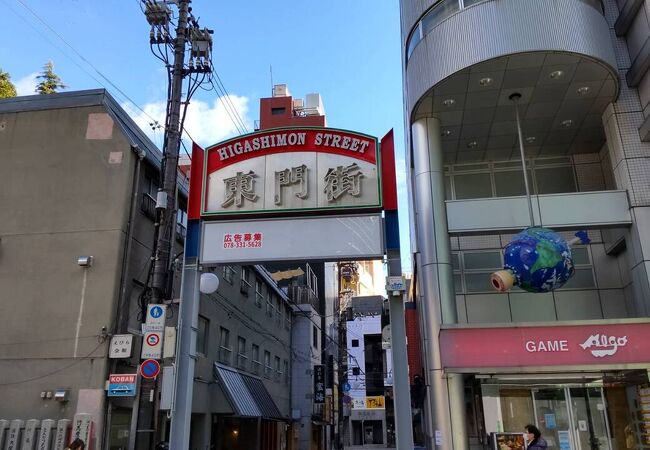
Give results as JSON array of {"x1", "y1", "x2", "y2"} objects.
[
  {"x1": 276, "y1": 297, "x2": 282, "y2": 323},
  {"x1": 218, "y1": 327, "x2": 231, "y2": 364},
  {"x1": 240, "y1": 266, "x2": 251, "y2": 295},
  {"x1": 222, "y1": 265, "x2": 235, "y2": 284},
  {"x1": 255, "y1": 279, "x2": 264, "y2": 307},
  {"x1": 266, "y1": 292, "x2": 274, "y2": 317},
  {"x1": 237, "y1": 336, "x2": 247, "y2": 370},
  {"x1": 451, "y1": 244, "x2": 595, "y2": 293},
  {"x1": 445, "y1": 158, "x2": 577, "y2": 201},
  {"x1": 452, "y1": 250, "x2": 502, "y2": 294},
  {"x1": 251, "y1": 344, "x2": 261, "y2": 374},
  {"x1": 283, "y1": 359, "x2": 289, "y2": 384},
  {"x1": 285, "y1": 304, "x2": 291, "y2": 330},
  {"x1": 274, "y1": 356, "x2": 281, "y2": 381},
  {"x1": 559, "y1": 246, "x2": 596, "y2": 289},
  {"x1": 264, "y1": 351, "x2": 272, "y2": 378},
  {"x1": 197, "y1": 316, "x2": 208, "y2": 356}
]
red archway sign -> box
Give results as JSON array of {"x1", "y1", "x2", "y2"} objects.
[{"x1": 140, "y1": 359, "x2": 161, "y2": 379}]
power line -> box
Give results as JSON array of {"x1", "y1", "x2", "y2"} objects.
[
  {"x1": 9, "y1": 0, "x2": 161, "y2": 126},
  {"x1": 0, "y1": 341, "x2": 105, "y2": 386}
]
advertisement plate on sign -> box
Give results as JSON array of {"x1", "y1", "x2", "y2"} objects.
[
  {"x1": 201, "y1": 214, "x2": 384, "y2": 264},
  {"x1": 202, "y1": 128, "x2": 381, "y2": 217}
]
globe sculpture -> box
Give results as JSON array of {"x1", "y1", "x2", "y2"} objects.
[{"x1": 490, "y1": 227, "x2": 590, "y2": 293}]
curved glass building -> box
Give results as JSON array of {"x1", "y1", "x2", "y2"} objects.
[{"x1": 402, "y1": 1, "x2": 650, "y2": 449}]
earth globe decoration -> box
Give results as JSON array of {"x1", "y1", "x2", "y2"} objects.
[{"x1": 490, "y1": 227, "x2": 590, "y2": 293}]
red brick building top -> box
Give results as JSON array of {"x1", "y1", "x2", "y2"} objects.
[{"x1": 259, "y1": 84, "x2": 326, "y2": 130}]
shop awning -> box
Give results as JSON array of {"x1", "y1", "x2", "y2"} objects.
[{"x1": 213, "y1": 363, "x2": 283, "y2": 420}]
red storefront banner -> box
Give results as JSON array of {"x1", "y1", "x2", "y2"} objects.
[{"x1": 439, "y1": 322, "x2": 650, "y2": 369}]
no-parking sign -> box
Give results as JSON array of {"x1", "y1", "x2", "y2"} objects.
[{"x1": 140, "y1": 359, "x2": 161, "y2": 379}]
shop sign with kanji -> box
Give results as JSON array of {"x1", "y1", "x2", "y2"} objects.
[{"x1": 202, "y1": 128, "x2": 381, "y2": 216}]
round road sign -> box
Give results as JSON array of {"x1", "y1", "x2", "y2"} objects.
[
  {"x1": 150, "y1": 305, "x2": 164, "y2": 318},
  {"x1": 146, "y1": 333, "x2": 160, "y2": 346},
  {"x1": 140, "y1": 359, "x2": 161, "y2": 379}
]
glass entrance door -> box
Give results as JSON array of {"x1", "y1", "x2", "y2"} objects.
[
  {"x1": 530, "y1": 387, "x2": 612, "y2": 450},
  {"x1": 568, "y1": 388, "x2": 612, "y2": 450},
  {"x1": 533, "y1": 388, "x2": 572, "y2": 450}
]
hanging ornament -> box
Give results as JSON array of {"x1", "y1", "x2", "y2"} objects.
[{"x1": 490, "y1": 228, "x2": 590, "y2": 293}]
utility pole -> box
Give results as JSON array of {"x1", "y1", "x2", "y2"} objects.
[
  {"x1": 150, "y1": 0, "x2": 190, "y2": 305},
  {"x1": 136, "y1": 1, "x2": 213, "y2": 448}
]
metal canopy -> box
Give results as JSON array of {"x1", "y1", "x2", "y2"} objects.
[{"x1": 213, "y1": 363, "x2": 283, "y2": 420}]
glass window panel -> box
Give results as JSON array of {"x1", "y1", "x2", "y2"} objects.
[
  {"x1": 454, "y1": 163, "x2": 490, "y2": 172},
  {"x1": 494, "y1": 161, "x2": 527, "y2": 169},
  {"x1": 451, "y1": 253, "x2": 460, "y2": 270},
  {"x1": 572, "y1": 247, "x2": 590, "y2": 265},
  {"x1": 535, "y1": 166, "x2": 577, "y2": 194},
  {"x1": 422, "y1": 0, "x2": 460, "y2": 35},
  {"x1": 406, "y1": 25, "x2": 421, "y2": 59},
  {"x1": 454, "y1": 173, "x2": 492, "y2": 199},
  {"x1": 463, "y1": 252, "x2": 501, "y2": 270},
  {"x1": 561, "y1": 268, "x2": 595, "y2": 289},
  {"x1": 197, "y1": 316, "x2": 208, "y2": 355},
  {"x1": 454, "y1": 274, "x2": 463, "y2": 294},
  {"x1": 494, "y1": 170, "x2": 533, "y2": 197},
  {"x1": 535, "y1": 157, "x2": 572, "y2": 166},
  {"x1": 465, "y1": 272, "x2": 493, "y2": 292},
  {"x1": 444, "y1": 175, "x2": 452, "y2": 199}
]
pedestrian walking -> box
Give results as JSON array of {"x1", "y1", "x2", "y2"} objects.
[
  {"x1": 524, "y1": 425, "x2": 547, "y2": 450},
  {"x1": 66, "y1": 438, "x2": 85, "y2": 450}
]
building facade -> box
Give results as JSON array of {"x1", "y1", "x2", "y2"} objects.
[
  {"x1": 190, "y1": 264, "x2": 293, "y2": 450},
  {"x1": 0, "y1": 89, "x2": 186, "y2": 450},
  {"x1": 401, "y1": 1, "x2": 650, "y2": 450},
  {"x1": 344, "y1": 296, "x2": 394, "y2": 448}
]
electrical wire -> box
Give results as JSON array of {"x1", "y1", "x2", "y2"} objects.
[
  {"x1": 9, "y1": 0, "x2": 160, "y2": 126},
  {"x1": 0, "y1": 341, "x2": 105, "y2": 386}
]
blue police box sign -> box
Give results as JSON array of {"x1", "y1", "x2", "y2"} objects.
[{"x1": 107, "y1": 374, "x2": 137, "y2": 397}]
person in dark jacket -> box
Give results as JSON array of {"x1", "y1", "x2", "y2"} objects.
[{"x1": 525, "y1": 424, "x2": 547, "y2": 450}]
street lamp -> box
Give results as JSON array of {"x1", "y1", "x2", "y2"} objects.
[{"x1": 199, "y1": 272, "x2": 219, "y2": 294}]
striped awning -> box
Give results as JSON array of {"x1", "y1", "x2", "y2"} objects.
[{"x1": 213, "y1": 363, "x2": 283, "y2": 420}]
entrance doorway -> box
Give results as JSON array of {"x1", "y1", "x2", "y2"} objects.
[{"x1": 500, "y1": 387, "x2": 612, "y2": 450}]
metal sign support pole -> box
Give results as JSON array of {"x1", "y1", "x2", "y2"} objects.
[{"x1": 168, "y1": 220, "x2": 201, "y2": 449}]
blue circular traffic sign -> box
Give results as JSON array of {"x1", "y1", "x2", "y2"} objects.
[
  {"x1": 342, "y1": 382, "x2": 351, "y2": 392},
  {"x1": 140, "y1": 359, "x2": 161, "y2": 379},
  {"x1": 150, "y1": 306, "x2": 163, "y2": 319}
]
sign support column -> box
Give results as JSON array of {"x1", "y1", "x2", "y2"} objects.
[
  {"x1": 169, "y1": 143, "x2": 204, "y2": 449},
  {"x1": 381, "y1": 130, "x2": 414, "y2": 450}
]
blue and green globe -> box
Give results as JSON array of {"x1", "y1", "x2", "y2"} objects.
[{"x1": 491, "y1": 227, "x2": 588, "y2": 293}]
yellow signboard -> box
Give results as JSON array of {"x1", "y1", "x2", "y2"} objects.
[{"x1": 366, "y1": 396, "x2": 385, "y2": 409}]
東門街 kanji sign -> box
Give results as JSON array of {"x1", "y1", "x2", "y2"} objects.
[{"x1": 202, "y1": 128, "x2": 381, "y2": 217}]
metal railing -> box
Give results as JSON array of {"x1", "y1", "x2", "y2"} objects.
[
  {"x1": 285, "y1": 285, "x2": 319, "y2": 310},
  {"x1": 140, "y1": 193, "x2": 157, "y2": 220}
]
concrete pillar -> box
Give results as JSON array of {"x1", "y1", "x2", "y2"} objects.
[{"x1": 411, "y1": 118, "x2": 468, "y2": 450}]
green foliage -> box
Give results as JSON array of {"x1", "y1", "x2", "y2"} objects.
[
  {"x1": 0, "y1": 68, "x2": 17, "y2": 99},
  {"x1": 36, "y1": 61, "x2": 66, "y2": 95}
]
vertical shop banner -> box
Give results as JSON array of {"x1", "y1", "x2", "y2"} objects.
[{"x1": 314, "y1": 365, "x2": 325, "y2": 404}]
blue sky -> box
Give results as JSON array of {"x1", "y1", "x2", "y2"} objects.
[{"x1": 0, "y1": 0, "x2": 411, "y2": 272}]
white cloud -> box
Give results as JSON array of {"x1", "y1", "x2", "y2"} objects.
[
  {"x1": 123, "y1": 95, "x2": 251, "y2": 149},
  {"x1": 14, "y1": 72, "x2": 39, "y2": 96}
]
